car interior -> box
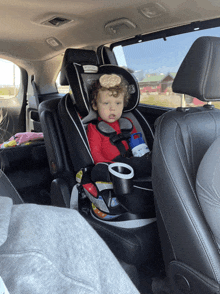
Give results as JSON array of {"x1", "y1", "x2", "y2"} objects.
[{"x1": 2, "y1": 0, "x2": 220, "y2": 293}]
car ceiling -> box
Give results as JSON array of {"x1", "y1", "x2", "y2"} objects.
[{"x1": 1, "y1": 0, "x2": 220, "y2": 64}]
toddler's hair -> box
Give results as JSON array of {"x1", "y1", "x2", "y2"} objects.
[{"x1": 90, "y1": 75, "x2": 130, "y2": 108}]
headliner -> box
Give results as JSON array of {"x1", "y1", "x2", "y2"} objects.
[{"x1": 1, "y1": 0, "x2": 220, "y2": 62}]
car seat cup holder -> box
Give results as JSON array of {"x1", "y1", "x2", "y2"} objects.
[{"x1": 108, "y1": 162, "x2": 134, "y2": 195}]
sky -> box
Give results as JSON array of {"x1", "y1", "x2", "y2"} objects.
[
  {"x1": 114, "y1": 26, "x2": 220, "y2": 75},
  {"x1": 0, "y1": 59, "x2": 21, "y2": 86}
]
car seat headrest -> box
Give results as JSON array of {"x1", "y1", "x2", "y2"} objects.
[
  {"x1": 60, "y1": 49, "x2": 98, "y2": 86},
  {"x1": 61, "y1": 49, "x2": 140, "y2": 117},
  {"x1": 172, "y1": 36, "x2": 220, "y2": 102}
]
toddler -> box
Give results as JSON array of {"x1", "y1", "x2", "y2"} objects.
[{"x1": 87, "y1": 73, "x2": 152, "y2": 179}]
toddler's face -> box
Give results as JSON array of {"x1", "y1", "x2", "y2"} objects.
[{"x1": 93, "y1": 90, "x2": 124, "y2": 123}]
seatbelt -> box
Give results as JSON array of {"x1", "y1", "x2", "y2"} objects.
[
  {"x1": 31, "y1": 78, "x2": 40, "y2": 108},
  {"x1": 96, "y1": 118, "x2": 133, "y2": 157}
]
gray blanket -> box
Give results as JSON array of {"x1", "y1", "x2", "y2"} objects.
[{"x1": 0, "y1": 197, "x2": 139, "y2": 294}]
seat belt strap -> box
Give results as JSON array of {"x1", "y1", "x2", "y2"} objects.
[{"x1": 96, "y1": 118, "x2": 133, "y2": 156}]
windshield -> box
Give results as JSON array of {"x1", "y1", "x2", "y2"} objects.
[{"x1": 113, "y1": 27, "x2": 220, "y2": 109}]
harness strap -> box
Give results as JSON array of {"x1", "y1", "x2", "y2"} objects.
[
  {"x1": 96, "y1": 118, "x2": 133, "y2": 157},
  {"x1": 98, "y1": 118, "x2": 133, "y2": 134}
]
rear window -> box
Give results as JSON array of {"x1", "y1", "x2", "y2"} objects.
[{"x1": 113, "y1": 27, "x2": 220, "y2": 109}]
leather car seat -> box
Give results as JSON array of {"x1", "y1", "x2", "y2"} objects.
[{"x1": 152, "y1": 36, "x2": 220, "y2": 294}]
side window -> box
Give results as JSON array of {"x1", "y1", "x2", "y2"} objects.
[
  {"x1": 0, "y1": 59, "x2": 21, "y2": 142},
  {"x1": 113, "y1": 26, "x2": 220, "y2": 109},
  {"x1": 113, "y1": 44, "x2": 182, "y2": 108},
  {"x1": 0, "y1": 59, "x2": 20, "y2": 98},
  {"x1": 56, "y1": 72, "x2": 70, "y2": 94}
]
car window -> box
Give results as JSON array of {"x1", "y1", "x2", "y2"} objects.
[
  {"x1": 56, "y1": 72, "x2": 70, "y2": 94},
  {"x1": 113, "y1": 27, "x2": 220, "y2": 109},
  {"x1": 0, "y1": 59, "x2": 22, "y2": 142},
  {"x1": 0, "y1": 59, "x2": 20, "y2": 98}
]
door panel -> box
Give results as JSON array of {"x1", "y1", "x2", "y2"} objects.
[
  {"x1": 0, "y1": 97, "x2": 22, "y2": 143},
  {"x1": 137, "y1": 103, "x2": 171, "y2": 133}
]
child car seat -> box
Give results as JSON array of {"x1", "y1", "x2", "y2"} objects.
[
  {"x1": 59, "y1": 48, "x2": 155, "y2": 221},
  {"x1": 39, "y1": 49, "x2": 162, "y2": 271}
]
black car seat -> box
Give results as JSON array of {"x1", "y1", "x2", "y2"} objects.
[
  {"x1": 59, "y1": 49, "x2": 154, "y2": 216},
  {"x1": 152, "y1": 36, "x2": 220, "y2": 294},
  {"x1": 39, "y1": 49, "x2": 163, "y2": 280},
  {"x1": 0, "y1": 169, "x2": 23, "y2": 204}
]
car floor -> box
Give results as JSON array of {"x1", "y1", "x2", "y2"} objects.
[{"x1": 135, "y1": 255, "x2": 170, "y2": 294}]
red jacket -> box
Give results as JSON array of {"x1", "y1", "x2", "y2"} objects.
[{"x1": 87, "y1": 118, "x2": 137, "y2": 164}]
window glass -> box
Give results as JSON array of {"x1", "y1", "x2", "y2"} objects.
[
  {"x1": 113, "y1": 27, "x2": 220, "y2": 108},
  {"x1": 0, "y1": 59, "x2": 21, "y2": 142},
  {"x1": 0, "y1": 59, "x2": 20, "y2": 97},
  {"x1": 56, "y1": 72, "x2": 70, "y2": 94}
]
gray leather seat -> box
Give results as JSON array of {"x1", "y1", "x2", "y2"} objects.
[
  {"x1": 197, "y1": 136, "x2": 220, "y2": 251},
  {"x1": 152, "y1": 36, "x2": 220, "y2": 294}
]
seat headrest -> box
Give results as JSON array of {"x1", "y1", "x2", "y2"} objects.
[
  {"x1": 61, "y1": 48, "x2": 140, "y2": 117},
  {"x1": 172, "y1": 36, "x2": 220, "y2": 102},
  {"x1": 60, "y1": 49, "x2": 98, "y2": 86}
]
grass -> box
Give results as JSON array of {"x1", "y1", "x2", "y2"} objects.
[
  {"x1": 140, "y1": 93, "x2": 220, "y2": 109},
  {"x1": 140, "y1": 94, "x2": 181, "y2": 108},
  {"x1": 0, "y1": 87, "x2": 18, "y2": 96}
]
